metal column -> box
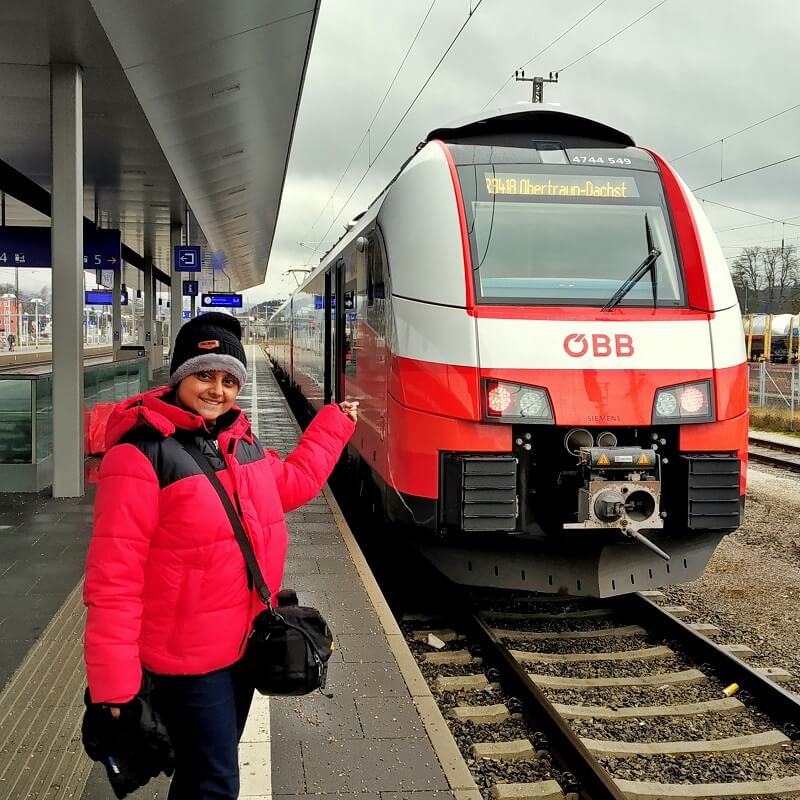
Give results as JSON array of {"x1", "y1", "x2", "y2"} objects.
[
  {"x1": 169, "y1": 224, "x2": 183, "y2": 354},
  {"x1": 50, "y1": 63, "x2": 84, "y2": 498},
  {"x1": 112, "y1": 268, "x2": 122, "y2": 356},
  {"x1": 143, "y1": 258, "x2": 154, "y2": 380}
]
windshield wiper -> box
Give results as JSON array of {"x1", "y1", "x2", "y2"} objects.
[{"x1": 601, "y1": 214, "x2": 661, "y2": 312}]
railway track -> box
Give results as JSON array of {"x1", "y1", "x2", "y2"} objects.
[
  {"x1": 748, "y1": 435, "x2": 800, "y2": 473},
  {"x1": 404, "y1": 590, "x2": 800, "y2": 800}
]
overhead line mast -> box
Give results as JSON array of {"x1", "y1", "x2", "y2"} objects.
[{"x1": 514, "y1": 69, "x2": 559, "y2": 103}]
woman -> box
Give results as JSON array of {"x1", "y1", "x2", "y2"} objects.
[{"x1": 81, "y1": 312, "x2": 356, "y2": 799}]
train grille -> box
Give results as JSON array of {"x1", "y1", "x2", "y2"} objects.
[
  {"x1": 460, "y1": 457, "x2": 518, "y2": 532},
  {"x1": 683, "y1": 454, "x2": 741, "y2": 530}
]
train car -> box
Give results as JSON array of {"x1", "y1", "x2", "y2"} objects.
[{"x1": 268, "y1": 105, "x2": 748, "y2": 597}]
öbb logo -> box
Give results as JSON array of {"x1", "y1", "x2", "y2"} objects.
[{"x1": 563, "y1": 333, "x2": 634, "y2": 358}]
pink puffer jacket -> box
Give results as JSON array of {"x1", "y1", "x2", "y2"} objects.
[{"x1": 83, "y1": 387, "x2": 354, "y2": 704}]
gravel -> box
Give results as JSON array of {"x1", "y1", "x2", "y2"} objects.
[{"x1": 663, "y1": 465, "x2": 800, "y2": 693}]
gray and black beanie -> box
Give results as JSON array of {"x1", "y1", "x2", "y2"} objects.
[{"x1": 168, "y1": 312, "x2": 247, "y2": 388}]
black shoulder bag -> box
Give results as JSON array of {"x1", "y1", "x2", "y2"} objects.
[{"x1": 178, "y1": 436, "x2": 334, "y2": 696}]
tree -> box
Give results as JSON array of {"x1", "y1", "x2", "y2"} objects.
[
  {"x1": 777, "y1": 244, "x2": 799, "y2": 303},
  {"x1": 730, "y1": 247, "x2": 763, "y2": 295}
]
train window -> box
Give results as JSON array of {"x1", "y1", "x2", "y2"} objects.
[
  {"x1": 366, "y1": 235, "x2": 385, "y2": 306},
  {"x1": 457, "y1": 163, "x2": 685, "y2": 307}
]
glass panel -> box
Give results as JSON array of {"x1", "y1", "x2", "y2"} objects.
[
  {"x1": 36, "y1": 376, "x2": 53, "y2": 462},
  {"x1": 458, "y1": 164, "x2": 684, "y2": 307},
  {"x1": 0, "y1": 379, "x2": 32, "y2": 463}
]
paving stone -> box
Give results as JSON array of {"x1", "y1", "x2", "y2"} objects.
[
  {"x1": 355, "y1": 695, "x2": 426, "y2": 738},
  {"x1": 270, "y1": 692, "x2": 364, "y2": 741},
  {"x1": 302, "y1": 737, "x2": 449, "y2": 793},
  {"x1": 336, "y1": 632, "x2": 395, "y2": 663},
  {"x1": 326, "y1": 660, "x2": 411, "y2": 698},
  {"x1": 270, "y1": 737, "x2": 307, "y2": 794}
]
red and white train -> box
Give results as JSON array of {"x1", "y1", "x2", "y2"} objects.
[{"x1": 268, "y1": 106, "x2": 747, "y2": 597}]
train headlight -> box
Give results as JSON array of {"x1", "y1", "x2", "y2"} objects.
[
  {"x1": 652, "y1": 380, "x2": 714, "y2": 424},
  {"x1": 484, "y1": 380, "x2": 553, "y2": 423},
  {"x1": 519, "y1": 389, "x2": 549, "y2": 417}
]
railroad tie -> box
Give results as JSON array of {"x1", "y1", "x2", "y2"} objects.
[
  {"x1": 553, "y1": 697, "x2": 745, "y2": 719},
  {"x1": 528, "y1": 668, "x2": 705, "y2": 689},
  {"x1": 661, "y1": 605, "x2": 690, "y2": 618},
  {"x1": 756, "y1": 666, "x2": 793, "y2": 683},
  {"x1": 491, "y1": 625, "x2": 646, "y2": 641},
  {"x1": 483, "y1": 608, "x2": 614, "y2": 622},
  {"x1": 471, "y1": 738, "x2": 539, "y2": 761},
  {"x1": 490, "y1": 781, "x2": 566, "y2": 800},
  {"x1": 614, "y1": 775, "x2": 800, "y2": 799},
  {"x1": 719, "y1": 643, "x2": 755, "y2": 658},
  {"x1": 450, "y1": 703, "x2": 511, "y2": 724},
  {"x1": 510, "y1": 645, "x2": 672, "y2": 664},
  {"x1": 689, "y1": 622, "x2": 720, "y2": 637},
  {"x1": 583, "y1": 729, "x2": 789, "y2": 757},
  {"x1": 423, "y1": 650, "x2": 480, "y2": 666},
  {"x1": 435, "y1": 673, "x2": 491, "y2": 692}
]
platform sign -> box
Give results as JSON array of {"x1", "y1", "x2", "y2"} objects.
[
  {"x1": 201, "y1": 293, "x2": 242, "y2": 308},
  {"x1": 85, "y1": 290, "x2": 128, "y2": 306},
  {"x1": 0, "y1": 226, "x2": 121, "y2": 268},
  {"x1": 182, "y1": 280, "x2": 199, "y2": 296},
  {"x1": 83, "y1": 229, "x2": 121, "y2": 269},
  {"x1": 183, "y1": 310, "x2": 191, "y2": 320},
  {"x1": 174, "y1": 245, "x2": 202, "y2": 272}
]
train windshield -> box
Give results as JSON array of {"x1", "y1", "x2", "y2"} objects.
[{"x1": 457, "y1": 164, "x2": 684, "y2": 306}]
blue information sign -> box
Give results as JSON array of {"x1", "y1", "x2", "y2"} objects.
[
  {"x1": 0, "y1": 226, "x2": 121, "y2": 268},
  {"x1": 201, "y1": 293, "x2": 242, "y2": 308},
  {"x1": 174, "y1": 245, "x2": 202, "y2": 272},
  {"x1": 182, "y1": 280, "x2": 199, "y2": 296},
  {"x1": 85, "y1": 290, "x2": 128, "y2": 306},
  {"x1": 83, "y1": 229, "x2": 121, "y2": 269},
  {"x1": 183, "y1": 310, "x2": 191, "y2": 320}
]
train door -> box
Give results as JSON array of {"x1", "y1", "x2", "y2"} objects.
[
  {"x1": 324, "y1": 269, "x2": 332, "y2": 404},
  {"x1": 325, "y1": 259, "x2": 346, "y2": 403}
]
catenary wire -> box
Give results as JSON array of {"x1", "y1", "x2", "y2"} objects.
[
  {"x1": 313, "y1": 0, "x2": 485, "y2": 259},
  {"x1": 670, "y1": 102, "x2": 800, "y2": 163},
  {"x1": 693, "y1": 151, "x2": 800, "y2": 192},
  {"x1": 557, "y1": 0, "x2": 670, "y2": 72},
  {"x1": 302, "y1": 0, "x2": 439, "y2": 246},
  {"x1": 481, "y1": 0, "x2": 610, "y2": 110},
  {"x1": 699, "y1": 199, "x2": 800, "y2": 228}
]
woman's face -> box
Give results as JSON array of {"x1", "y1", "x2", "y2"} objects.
[{"x1": 176, "y1": 370, "x2": 240, "y2": 422}]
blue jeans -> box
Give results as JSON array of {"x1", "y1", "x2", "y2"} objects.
[{"x1": 150, "y1": 660, "x2": 255, "y2": 800}]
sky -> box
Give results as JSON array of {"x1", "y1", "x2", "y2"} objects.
[{"x1": 241, "y1": 0, "x2": 800, "y2": 305}]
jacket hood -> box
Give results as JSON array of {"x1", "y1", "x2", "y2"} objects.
[{"x1": 105, "y1": 386, "x2": 252, "y2": 450}]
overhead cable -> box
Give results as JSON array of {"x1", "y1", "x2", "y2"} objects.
[
  {"x1": 671, "y1": 102, "x2": 800, "y2": 163},
  {"x1": 303, "y1": 0, "x2": 438, "y2": 246},
  {"x1": 314, "y1": 0, "x2": 485, "y2": 258},
  {"x1": 699, "y1": 199, "x2": 800, "y2": 228},
  {"x1": 693, "y1": 151, "x2": 800, "y2": 192},
  {"x1": 481, "y1": 0, "x2": 610, "y2": 110},
  {"x1": 557, "y1": 0, "x2": 670, "y2": 72}
]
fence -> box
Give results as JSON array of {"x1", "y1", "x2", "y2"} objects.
[{"x1": 748, "y1": 362, "x2": 800, "y2": 426}]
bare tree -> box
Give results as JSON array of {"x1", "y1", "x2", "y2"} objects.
[
  {"x1": 777, "y1": 244, "x2": 799, "y2": 303},
  {"x1": 730, "y1": 246, "x2": 763, "y2": 294},
  {"x1": 761, "y1": 247, "x2": 782, "y2": 309}
]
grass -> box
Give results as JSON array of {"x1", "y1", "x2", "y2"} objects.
[{"x1": 750, "y1": 405, "x2": 800, "y2": 436}]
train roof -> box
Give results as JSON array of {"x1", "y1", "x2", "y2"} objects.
[{"x1": 426, "y1": 103, "x2": 635, "y2": 147}]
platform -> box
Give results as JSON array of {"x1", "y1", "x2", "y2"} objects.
[{"x1": 0, "y1": 347, "x2": 476, "y2": 800}]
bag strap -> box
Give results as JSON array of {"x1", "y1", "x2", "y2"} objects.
[{"x1": 176, "y1": 433, "x2": 272, "y2": 607}]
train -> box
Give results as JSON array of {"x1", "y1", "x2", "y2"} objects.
[{"x1": 267, "y1": 105, "x2": 748, "y2": 597}]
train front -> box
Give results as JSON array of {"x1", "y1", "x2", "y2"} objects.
[{"x1": 388, "y1": 108, "x2": 747, "y2": 597}]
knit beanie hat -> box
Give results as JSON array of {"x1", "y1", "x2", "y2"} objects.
[{"x1": 169, "y1": 312, "x2": 247, "y2": 388}]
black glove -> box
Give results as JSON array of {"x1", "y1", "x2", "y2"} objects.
[{"x1": 82, "y1": 676, "x2": 174, "y2": 799}]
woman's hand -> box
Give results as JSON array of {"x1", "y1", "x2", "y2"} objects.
[{"x1": 339, "y1": 400, "x2": 359, "y2": 422}]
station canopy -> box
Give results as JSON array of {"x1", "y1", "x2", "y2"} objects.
[{"x1": 0, "y1": 0, "x2": 319, "y2": 290}]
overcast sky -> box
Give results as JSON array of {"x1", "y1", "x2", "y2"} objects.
[{"x1": 243, "y1": 0, "x2": 800, "y2": 303}]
